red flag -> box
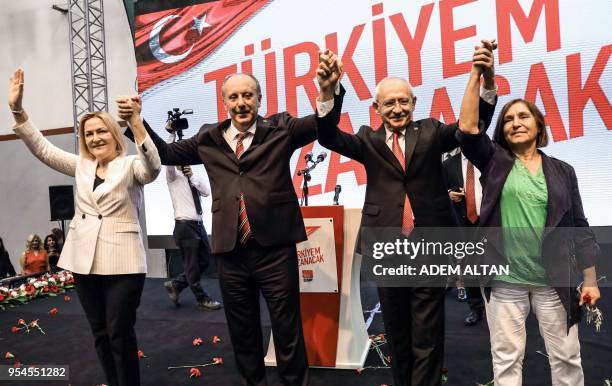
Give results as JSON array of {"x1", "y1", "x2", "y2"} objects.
[{"x1": 135, "y1": 0, "x2": 269, "y2": 92}]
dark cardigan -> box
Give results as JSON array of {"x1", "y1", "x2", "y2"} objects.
[{"x1": 456, "y1": 129, "x2": 600, "y2": 330}]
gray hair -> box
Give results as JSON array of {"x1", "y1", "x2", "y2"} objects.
[
  {"x1": 221, "y1": 73, "x2": 262, "y2": 98},
  {"x1": 374, "y1": 77, "x2": 414, "y2": 101}
]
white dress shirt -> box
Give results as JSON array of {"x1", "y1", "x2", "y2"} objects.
[
  {"x1": 223, "y1": 121, "x2": 257, "y2": 153},
  {"x1": 165, "y1": 133, "x2": 210, "y2": 221}
]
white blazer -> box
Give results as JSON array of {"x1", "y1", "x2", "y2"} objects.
[{"x1": 13, "y1": 120, "x2": 161, "y2": 275}]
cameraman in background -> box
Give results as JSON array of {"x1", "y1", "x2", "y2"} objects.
[
  {"x1": 162, "y1": 109, "x2": 221, "y2": 311},
  {"x1": 124, "y1": 107, "x2": 221, "y2": 311}
]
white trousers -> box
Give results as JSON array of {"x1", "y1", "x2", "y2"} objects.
[{"x1": 483, "y1": 283, "x2": 584, "y2": 386}]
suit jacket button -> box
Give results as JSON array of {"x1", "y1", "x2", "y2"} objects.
[
  {"x1": 98, "y1": 214, "x2": 102, "y2": 220},
  {"x1": 82, "y1": 214, "x2": 86, "y2": 219}
]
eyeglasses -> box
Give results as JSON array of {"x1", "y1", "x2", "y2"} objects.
[{"x1": 381, "y1": 98, "x2": 413, "y2": 109}]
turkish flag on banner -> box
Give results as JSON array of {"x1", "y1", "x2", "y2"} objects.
[{"x1": 135, "y1": 0, "x2": 269, "y2": 93}]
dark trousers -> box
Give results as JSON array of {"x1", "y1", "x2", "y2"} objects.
[
  {"x1": 460, "y1": 224, "x2": 485, "y2": 313},
  {"x1": 74, "y1": 273, "x2": 146, "y2": 386},
  {"x1": 378, "y1": 286, "x2": 445, "y2": 386},
  {"x1": 172, "y1": 220, "x2": 212, "y2": 301},
  {"x1": 466, "y1": 282, "x2": 485, "y2": 312},
  {"x1": 217, "y1": 241, "x2": 308, "y2": 386}
]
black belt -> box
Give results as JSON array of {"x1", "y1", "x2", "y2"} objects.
[{"x1": 175, "y1": 219, "x2": 203, "y2": 225}]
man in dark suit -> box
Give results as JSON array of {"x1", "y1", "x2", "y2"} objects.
[
  {"x1": 316, "y1": 42, "x2": 498, "y2": 386},
  {"x1": 118, "y1": 53, "x2": 342, "y2": 386},
  {"x1": 442, "y1": 150, "x2": 485, "y2": 326}
]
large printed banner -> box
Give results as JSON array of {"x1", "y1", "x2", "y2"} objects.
[{"x1": 136, "y1": 0, "x2": 612, "y2": 236}]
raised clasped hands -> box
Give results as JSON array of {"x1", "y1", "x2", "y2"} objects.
[
  {"x1": 116, "y1": 95, "x2": 142, "y2": 125},
  {"x1": 317, "y1": 49, "x2": 343, "y2": 101},
  {"x1": 472, "y1": 39, "x2": 497, "y2": 89}
]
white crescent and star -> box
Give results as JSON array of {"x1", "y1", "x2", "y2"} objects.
[{"x1": 149, "y1": 13, "x2": 211, "y2": 64}]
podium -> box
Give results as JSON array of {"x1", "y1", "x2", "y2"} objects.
[{"x1": 264, "y1": 206, "x2": 370, "y2": 369}]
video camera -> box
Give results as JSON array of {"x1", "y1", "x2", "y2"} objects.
[{"x1": 165, "y1": 108, "x2": 193, "y2": 139}]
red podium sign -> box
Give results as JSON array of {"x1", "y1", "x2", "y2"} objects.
[{"x1": 299, "y1": 206, "x2": 344, "y2": 366}]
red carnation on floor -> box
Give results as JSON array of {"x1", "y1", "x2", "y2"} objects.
[
  {"x1": 189, "y1": 368, "x2": 202, "y2": 378},
  {"x1": 64, "y1": 295, "x2": 71, "y2": 301},
  {"x1": 212, "y1": 335, "x2": 221, "y2": 344},
  {"x1": 137, "y1": 350, "x2": 146, "y2": 359},
  {"x1": 213, "y1": 357, "x2": 223, "y2": 365},
  {"x1": 192, "y1": 337, "x2": 203, "y2": 346},
  {"x1": 5, "y1": 352, "x2": 15, "y2": 359},
  {"x1": 18, "y1": 319, "x2": 26, "y2": 326},
  {"x1": 48, "y1": 307, "x2": 58, "y2": 316},
  {"x1": 25, "y1": 284, "x2": 36, "y2": 296},
  {"x1": 11, "y1": 326, "x2": 19, "y2": 333}
]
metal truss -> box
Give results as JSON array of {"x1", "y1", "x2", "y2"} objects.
[{"x1": 56, "y1": 0, "x2": 109, "y2": 146}]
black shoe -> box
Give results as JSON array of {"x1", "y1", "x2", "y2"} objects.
[
  {"x1": 464, "y1": 310, "x2": 483, "y2": 326},
  {"x1": 163, "y1": 281, "x2": 180, "y2": 307},
  {"x1": 197, "y1": 297, "x2": 222, "y2": 311}
]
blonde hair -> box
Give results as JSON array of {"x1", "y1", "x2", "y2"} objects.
[
  {"x1": 78, "y1": 112, "x2": 126, "y2": 159},
  {"x1": 26, "y1": 234, "x2": 42, "y2": 251}
]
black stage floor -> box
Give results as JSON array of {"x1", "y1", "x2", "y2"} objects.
[{"x1": 1, "y1": 278, "x2": 610, "y2": 385}]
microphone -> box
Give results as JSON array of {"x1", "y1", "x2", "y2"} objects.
[
  {"x1": 316, "y1": 151, "x2": 327, "y2": 163},
  {"x1": 333, "y1": 184, "x2": 342, "y2": 205},
  {"x1": 304, "y1": 152, "x2": 313, "y2": 162}
]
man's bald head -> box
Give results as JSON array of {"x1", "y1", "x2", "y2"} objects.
[
  {"x1": 374, "y1": 77, "x2": 414, "y2": 103},
  {"x1": 221, "y1": 73, "x2": 262, "y2": 99}
]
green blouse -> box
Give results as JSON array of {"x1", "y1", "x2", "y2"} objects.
[{"x1": 496, "y1": 159, "x2": 548, "y2": 286}]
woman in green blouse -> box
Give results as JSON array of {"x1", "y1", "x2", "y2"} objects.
[{"x1": 456, "y1": 44, "x2": 601, "y2": 386}]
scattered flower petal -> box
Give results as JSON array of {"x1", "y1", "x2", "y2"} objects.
[
  {"x1": 189, "y1": 367, "x2": 202, "y2": 378},
  {"x1": 48, "y1": 307, "x2": 58, "y2": 316}
]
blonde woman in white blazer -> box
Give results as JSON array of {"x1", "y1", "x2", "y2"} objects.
[{"x1": 8, "y1": 69, "x2": 160, "y2": 386}]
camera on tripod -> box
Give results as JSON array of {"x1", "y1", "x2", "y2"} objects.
[{"x1": 165, "y1": 108, "x2": 193, "y2": 139}]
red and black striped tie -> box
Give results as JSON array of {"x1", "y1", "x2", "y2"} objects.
[{"x1": 235, "y1": 132, "x2": 252, "y2": 244}]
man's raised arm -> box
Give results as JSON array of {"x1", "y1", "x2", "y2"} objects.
[{"x1": 117, "y1": 96, "x2": 201, "y2": 166}]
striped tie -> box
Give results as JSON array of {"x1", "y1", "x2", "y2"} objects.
[
  {"x1": 391, "y1": 131, "x2": 414, "y2": 236},
  {"x1": 235, "y1": 133, "x2": 252, "y2": 244},
  {"x1": 465, "y1": 160, "x2": 479, "y2": 224}
]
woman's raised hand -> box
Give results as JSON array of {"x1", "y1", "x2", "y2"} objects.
[{"x1": 8, "y1": 69, "x2": 28, "y2": 125}]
